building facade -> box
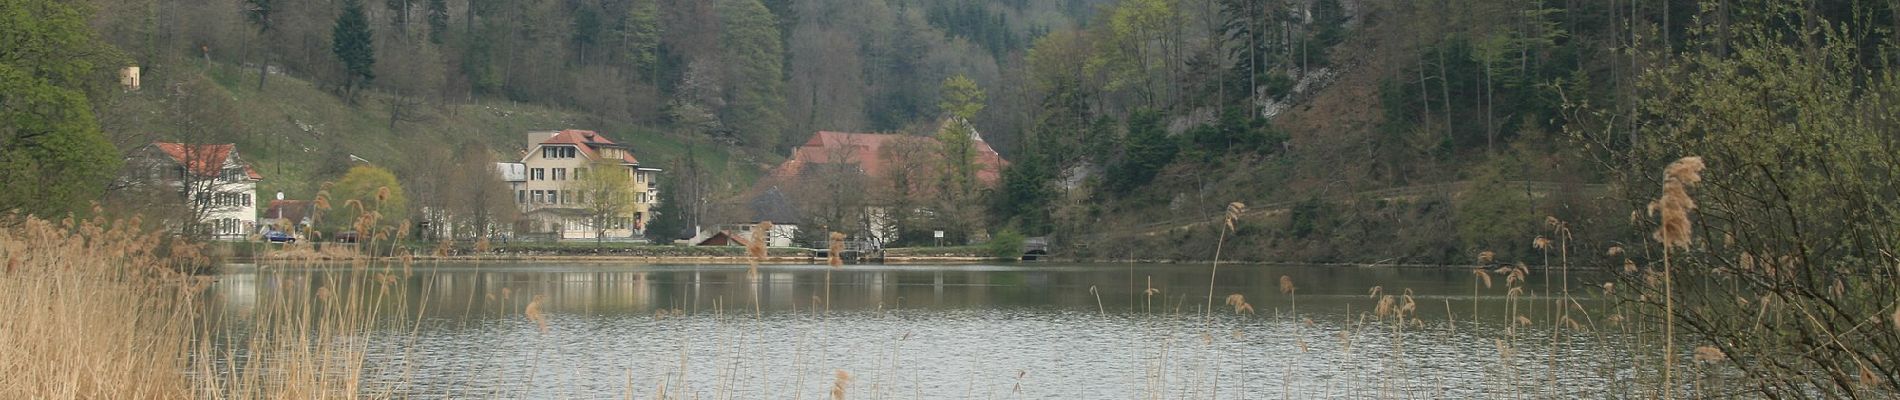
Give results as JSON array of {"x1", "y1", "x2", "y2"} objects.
[
  {"x1": 513, "y1": 130, "x2": 659, "y2": 240},
  {"x1": 127, "y1": 143, "x2": 262, "y2": 240}
]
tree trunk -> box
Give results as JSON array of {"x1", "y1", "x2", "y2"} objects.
[
  {"x1": 1438, "y1": 48, "x2": 1452, "y2": 145},
  {"x1": 1418, "y1": 50, "x2": 1432, "y2": 136},
  {"x1": 257, "y1": 49, "x2": 269, "y2": 91}
]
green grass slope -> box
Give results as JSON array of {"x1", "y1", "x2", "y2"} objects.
[{"x1": 103, "y1": 62, "x2": 761, "y2": 199}]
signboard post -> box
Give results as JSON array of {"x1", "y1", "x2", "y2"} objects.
[{"x1": 933, "y1": 230, "x2": 945, "y2": 247}]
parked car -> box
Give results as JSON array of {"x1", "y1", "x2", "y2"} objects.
[{"x1": 264, "y1": 230, "x2": 296, "y2": 243}]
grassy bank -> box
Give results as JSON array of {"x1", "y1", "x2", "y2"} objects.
[{"x1": 102, "y1": 62, "x2": 760, "y2": 200}]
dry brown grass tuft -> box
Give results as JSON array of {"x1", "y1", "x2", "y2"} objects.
[
  {"x1": 1693, "y1": 346, "x2": 1727, "y2": 363},
  {"x1": 1607, "y1": 245, "x2": 1624, "y2": 257},
  {"x1": 1223, "y1": 202, "x2": 1246, "y2": 231},
  {"x1": 747, "y1": 221, "x2": 774, "y2": 277},
  {"x1": 1224, "y1": 293, "x2": 1255, "y2": 314},
  {"x1": 827, "y1": 232, "x2": 846, "y2": 268},
  {"x1": 831, "y1": 369, "x2": 852, "y2": 400},
  {"x1": 526, "y1": 294, "x2": 550, "y2": 333},
  {"x1": 1473, "y1": 269, "x2": 1493, "y2": 288},
  {"x1": 1892, "y1": 307, "x2": 1900, "y2": 334},
  {"x1": 1278, "y1": 275, "x2": 1296, "y2": 295},
  {"x1": 1479, "y1": 250, "x2": 1496, "y2": 264},
  {"x1": 0, "y1": 215, "x2": 196, "y2": 399},
  {"x1": 1533, "y1": 236, "x2": 1552, "y2": 250}
]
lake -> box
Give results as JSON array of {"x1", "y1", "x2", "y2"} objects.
[{"x1": 208, "y1": 261, "x2": 1635, "y2": 398}]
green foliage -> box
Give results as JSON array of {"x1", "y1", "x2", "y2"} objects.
[
  {"x1": 717, "y1": 0, "x2": 787, "y2": 147},
  {"x1": 322, "y1": 165, "x2": 407, "y2": 233},
  {"x1": 573, "y1": 159, "x2": 637, "y2": 248},
  {"x1": 924, "y1": 2, "x2": 1025, "y2": 57},
  {"x1": 1308, "y1": 0, "x2": 1349, "y2": 61},
  {"x1": 332, "y1": 0, "x2": 376, "y2": 98},
  {"x1": 986, "y1": 229, "x2": 1026, "y2": 260},
  {"x1": 0, "y1": 0, "x2": 122, "y2": 217},
  {"x1": 936, "y1": 118, "x2": 980, "y2": 195},
  {"x1": 621, "y1": 0, "x2": 662, "y2": 82},
  {"x1": 1581, "y1": 4, "x2": 1900, "y2": 395},
  {"x1": 1106, "y1": 109, "x2": 1175, "y2": 194},
  {"x1": 991, "y1": 144, "x2": 1054, "y2": 234},
  {"x1": 1451, "y1": 163, "x2": 1533, "y2": 258},
  {"x1": 1286, "y1": 197, "x2": 1328, "y2": 239},
  {"x1": 939, "y1": 74, "x2": 986, "y2": 120},
  {"x1": 1185, "y1": 107, "x2": 1281, "y2": 161},
  {"x1": 424, "y1": 0, "x2": 447, "y2": 43}
]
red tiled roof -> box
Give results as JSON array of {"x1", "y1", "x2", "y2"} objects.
[
  {"x1": 537, "y1": 129, "x2": 640, "y2": 164},
  {"x1": 770, "y1": 130, "x2": 1009, "y2": 185},
  {"x1": 154, "y1": 142, "x2": 262, "y2": 179}
]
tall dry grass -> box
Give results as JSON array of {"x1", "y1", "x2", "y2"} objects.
[
  {"x1": 0, "y1": 213, "x2": 200, "y2": 399},
  {"x1": 3, "y1": 202, "x2": 415, "y2": 399}
]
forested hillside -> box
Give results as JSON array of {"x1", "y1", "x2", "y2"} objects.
[{"x1": 10, "y1": 0, "x2": 1895, "y2": 264}]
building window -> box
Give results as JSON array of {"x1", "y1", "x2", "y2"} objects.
[
  {"x1": 517, "y1": 190, "x2": 526, "y2": 204},
  {"x1": 574, "y1": 168, "x2": 587, "y2": 179},
  {"x1": 531, "y1": 190, "x2": 544, "y2": 204},
  {"x1": 242, "y1": 193, "x2": 252, "y2": 207},
  {"x1": 531, "y1": 168, "x2": 545, "y2": 180},
  {"x1": 552, "y1": 168, "x2": 566, "y2": 181},
  {"x1": 637, "y1": 171, "x2": 647, "y2": 183},
  {"x1": 542, "y1": 146, "x2": 577, "y2": 159}
]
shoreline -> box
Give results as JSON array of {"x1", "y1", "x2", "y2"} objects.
[{"x1": 226, "y1": 253, "x2": 1493, "y2": 269}]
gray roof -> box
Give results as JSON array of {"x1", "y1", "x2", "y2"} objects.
[{"x1": 749, "y1": 187, "x2": 802, "y2": 224}]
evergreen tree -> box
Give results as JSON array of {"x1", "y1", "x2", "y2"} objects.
[
  {"x1": 718, "y1": 0, "x2": 788, "y2": 147},
  {"x1": 621, "y1": 0, "x2": 661, "y2": 83},
  {"x1": 1107, "y1": 109, "x2": 1175, "y2": 194},
  {"x1": 993, "y1": 142, "x2": 1055, "y2": 235},
  {"x1": 244, "y1": 0, "x2": 276, "y2": 90},
  {"x1": 332, "y1": 0, "x2": 376, "y2": 101},
  {"x1": 425, "y1": 0, "x2": 449, "y2": 44},
  {"x1": 939, "y1": 73, "x2": 986, "y2": 120}
]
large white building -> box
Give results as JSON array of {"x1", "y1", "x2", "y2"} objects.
[
  {"x1": 512, "y1": 130, "x2": 660, "y2": 240},
  {"x1": 127, "y1": 142, "x2": 262, "y2": 240}
]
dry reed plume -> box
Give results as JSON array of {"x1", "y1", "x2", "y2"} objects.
[
  {"x1": 747, "y1": 221, "x2": 773, "y2": 270},
  {"x1": 1651, "y1": 156, "x2": 1704, "y2": 398},
  {"x1": 827, "y1": 231, "x2": 845, "y2": 268},
  {"x1": 1224, "y1": 293, "x2": 1254, "y2": 314},
  {"x1": 526, "y1": 294, "x2": 550, "y2": 333},
  {"x1": 1651, "y1": 156, "x2": 1704, "y2": 249},
  {"x1": 0, "y1": 214, "x2": 196, "y2": 398},
  {"x1": 1206, "y1": 202, "x2": 1245, "y2": 318},
  {"x1": 1693, "y1": 346, "x2": 1726, "y2": 363},
  {"x1": 831, "y1": 369, "x2": 851, "y2": 400}
]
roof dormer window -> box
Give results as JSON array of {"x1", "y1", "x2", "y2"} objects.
[{"x1": 542, "y1": 146, "x2": 577, "y2": 159}]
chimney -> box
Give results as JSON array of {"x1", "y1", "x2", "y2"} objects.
[{"x1": 526, "y1": 131, "x2": 558, "y2": 147}]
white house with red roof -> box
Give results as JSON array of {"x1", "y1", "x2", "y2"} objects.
[
  {"x1": 125, "y1": 142, "x2": 263, "y2": 240},
  {"x1": 514, "y1": 130, "x2": 661, "y2": 240}
]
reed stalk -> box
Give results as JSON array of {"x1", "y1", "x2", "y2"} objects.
[{"x1": 1205, "y1": 202, "x2": 1244, "y2": 319}]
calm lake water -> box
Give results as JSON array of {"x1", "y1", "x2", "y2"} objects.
[{"x1": 209, "y1": 261, "x2": 1636, "y2": 398}]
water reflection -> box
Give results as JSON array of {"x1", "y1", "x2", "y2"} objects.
[{"x1": 211, "y1": 262, "x2": 1624, "y2": 398}]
